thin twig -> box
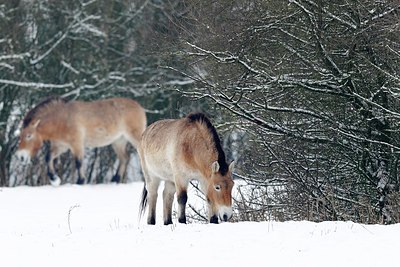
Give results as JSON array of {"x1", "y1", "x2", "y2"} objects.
[{"x1": 68, "y1": 204, "x2": 80, "y2": 234}]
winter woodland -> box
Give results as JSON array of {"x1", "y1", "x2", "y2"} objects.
[{"x1": 0, "y1": 0, "x2": 399, "y2": 224}]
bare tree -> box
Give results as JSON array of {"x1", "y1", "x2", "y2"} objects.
[
  {"x1": 166, "y1": 0, "x2": 400, "y2": 223},
  {"x1": 0, "y1": 0, "x2": 189, "y2": 186}
]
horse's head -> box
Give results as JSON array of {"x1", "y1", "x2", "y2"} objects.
[
  {"x1": 207, "y1": 161, "x2": 235, "y2": 223},
  {"x1": 16, "y1": 119, "x2": 43, "y2": 164}
]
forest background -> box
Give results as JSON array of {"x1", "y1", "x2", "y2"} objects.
[{"x1": 0, "y1": 0, "x2": 399, "y2": 224}]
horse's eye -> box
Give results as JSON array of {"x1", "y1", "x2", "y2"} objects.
[
  {"x1": 214, "y1": 184, "x2": 221, "y2": 191},
  {"x1": 26, "y1": 134, "x2": 32, "y2": 140}
]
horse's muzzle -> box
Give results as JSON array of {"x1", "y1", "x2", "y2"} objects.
[{"x1": 219, "y1": 206, "x2": 233, "y2": 222}]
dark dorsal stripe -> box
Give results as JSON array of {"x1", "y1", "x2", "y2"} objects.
[
  {"x1": 187, "y1": 112, "x2": 229, "y2": 175},
  {"x1": 22, "y1": 96, "x2": 66, "y2": 128}
]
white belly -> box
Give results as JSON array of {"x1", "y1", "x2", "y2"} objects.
[
  {"x1": 84, "y1": 127, "x2": 121, "y2": 148},
  {"x1": 144, "y1": 155, "x2": 201, "y2": 185}
]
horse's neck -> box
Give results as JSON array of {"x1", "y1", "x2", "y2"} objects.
[
  {"x1": 37, "y1": 107, "x2": 67, "y2": 140},
  {"x1": 190, "y1": 139, "x2": 216, "y2": 180}
]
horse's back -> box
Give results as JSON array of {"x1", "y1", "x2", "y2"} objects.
[
  {"x1": 70, "y1": 97, "x2": 144, "y2": 117},
  {"x1": 103, "y1": 98, "x2": 147, "y2": 135},
  {"x1": 142, "y1": 118, "x2": 179, "y2": 145},
  {"x1": 140, "y1": 118, "x2": 182, "y2": 158},
  {"x1": 67, "y1": 97, "x2": 146, "y2": 147}
]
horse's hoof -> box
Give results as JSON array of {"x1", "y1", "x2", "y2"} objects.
[
  {"x1": 111, "y1": 175, "x2": 120, "y2": 183},
  {"x1": 77, "y1": 178, "x2": 85, "y2": 185},
  {"x1": 147, "y1": 217, "x2": 156, "y2": 225},
  {"x1": 210, "y1": 215, "x2": 219, "y2": 224},
  {"x1": 50, "y1": 176, "x2": 61, "y2": 187},
  {"x1": 164, "y1": 217, "x2": 173, "y2": 225},
  {"x1": 178, "y1": 217, "x2": 187, "y2": 224}
]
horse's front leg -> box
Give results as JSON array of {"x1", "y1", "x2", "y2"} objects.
[
  {"x1": 177, "y1": 190, "x2": 187, "y2": 224},
  {"x1": 46, "y1": 152, "x2": 61, "y2": 186},
  {"x1": 175, "y1": 184, "x2": 188, "y2": 224},
  {"x1": 174, "y1": 176, "x2": 188, "y2": 224},
  {"x1": 46, "y1": 143, "x2": 67, "y2": 186}
]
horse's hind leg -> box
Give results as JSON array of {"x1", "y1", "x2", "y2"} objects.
[
  {"x1": 138, "y1": 146, "x2": 159, "y2": 225},
  {"x1": 146, "y1": 178, "x2": 160, "y2": 225},
  {"x1": 163, "y1": 181, "x2": 176, "y2": 225},
  {"x1": 75, "y1": 157, "x2": 85, "y2": 185},
  {"x1": 111, "y1": 138, "x2": 129, "y2": 183}
]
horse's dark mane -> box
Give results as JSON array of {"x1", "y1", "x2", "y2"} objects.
[
  {"x1": 23, "y1": 96, "x2": 67, "y2": 128},
  {"x1": 187, "y1": 112, "x2": 229, "y2": 175}
]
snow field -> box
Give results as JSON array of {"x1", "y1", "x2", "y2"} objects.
[{"x1": 0, "y1": 183, "x2": 399, "y2": 267}]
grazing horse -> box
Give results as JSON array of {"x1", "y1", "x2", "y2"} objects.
[
  {"x1": 139, "y1": 113, "x2": 234, "y2": 225},
  {"x1": 16, "y1": 96, "x2": 147, "y2": 185}
]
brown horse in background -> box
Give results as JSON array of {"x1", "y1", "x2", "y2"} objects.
[
  {"x1": 139, "y1": 113, "x2": 234, "y2": 225},
  {"x1": 16, "y1": 96, "x2": 147, "y2": 185}
]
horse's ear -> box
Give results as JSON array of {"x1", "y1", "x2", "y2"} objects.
[
  {"x1": 229, "y1": 161, "x2": 235, "y2": 173},
  {"x1": 211, "y1": 161, "x2": 220, "y2": 173},
  {"x1": 33, "y1": 119, "x2": 41, "y2": 128}
]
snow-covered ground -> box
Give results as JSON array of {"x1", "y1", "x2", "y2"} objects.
[{"x1": 1, "y1": 183, "x2": 399, "y2": 267}]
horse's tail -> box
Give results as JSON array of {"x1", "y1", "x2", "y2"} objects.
[{"x1": 139, "y1": 184, "x2": 148, "y2": 220}]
